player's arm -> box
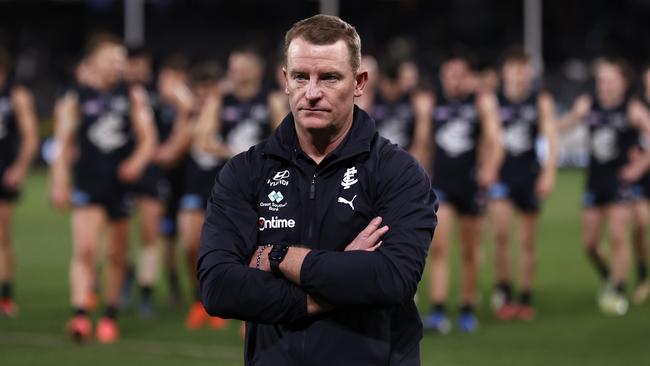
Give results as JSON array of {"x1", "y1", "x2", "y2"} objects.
[
  {"x1": 408, "y1": 90, "x2": 434, "y2": 170},
  {"x1": 476, "y1": 91, "x2": 504, "y2": 188},
  {"x1": 256, "y1": 154, "x2": 436, "y2": 308},
  {"x1": 268, "y1": 90, "x2": 289, "y2": 130},
  {"x1": 119, "y1": 85, "x2": 157, "y2": 183},
  {"x1": 49, "y1": 91, "x2": 79, "y2": 211},
  {"x1": 3, "y1": 85, "x2": 39, "y2": 189},
  {"x1": 557, "y1": 94, "x2": 591, "y2": 132},
  {"x1": 621, "y1": 99, "x2": 650, "y2": 182},
  {"x1": 198, "y1": 153, "x2": 309, "y2": 324},
  {"x1": 155, "y1": 82, "x2": 194, "y2": 167},
  {"x1": 536, "y1": 91, "x2": 559, "y2": 198},
  {"x1": 193, "y1": 92, "x2": 232, "y2": 159}
]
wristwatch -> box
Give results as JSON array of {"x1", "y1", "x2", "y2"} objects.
[{"x1": 268, "y1": 244, "x2": 290, "y2": 278}]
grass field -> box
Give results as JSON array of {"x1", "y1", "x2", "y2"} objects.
[{"x1": 1, "y1": 169, "x2": 649, "y2": 365}]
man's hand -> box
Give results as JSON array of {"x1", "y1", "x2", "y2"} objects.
[
  {"x1": 117, "y1": 158, "x2": 144, "y2": 183},
  {"x1": 411, "y1": 91, "x2": 434, "y2": 117},
  {"x1": 49, "y1": 181, "x2": 70, "y2": 211},
  {"x1": 345, "y1": 216, "x2": 388, "y2": 251},
  {"x1": 535, "y1": 171, "x2": 555, "y2": 199},
  {"x1": 620, "y1": 147, "x2": 647, "y2": 183},
  {"x1": 153, "y1": 144, "x2": 177, "y2": 167},
  {"x1": 2, "y1": 164, "x2": 27, "y2": 190},
  {"x1": 572, "y1": 94, "x2": 592, "y2": 120},
  {"x1": 476, "y1": 167, "x2": 498, "y2": 189}
]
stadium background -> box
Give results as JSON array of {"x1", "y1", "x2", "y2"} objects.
[{"x1": 1, "y1": 0, "x2": 649, "y2": 364}]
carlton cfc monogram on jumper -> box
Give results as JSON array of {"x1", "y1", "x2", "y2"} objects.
[
  {"x1": 341, "y1": 167, "x2": 358, "y2": 190},
  {"x1": 258, "y1": 216, "x2": 296, "y2": 231}
]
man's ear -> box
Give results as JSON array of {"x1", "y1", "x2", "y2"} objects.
[
  {"x1": 282, "y1": 67, "x2": 289, "y2": 94},
  {"x1": 354, "y1": 70, "x2": 369, "y2": 98}
]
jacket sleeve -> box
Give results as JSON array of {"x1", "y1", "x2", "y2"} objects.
[
  {"x1": 198, "y1": 152, "x2": 308, "y2": 324},
  {"x1": 299, "y1": 150, "x2": 437, "y2": 307}
]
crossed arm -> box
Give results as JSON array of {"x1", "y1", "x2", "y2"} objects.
[{"x1": 198, "y1": 154, "x2": 436, "y2": 324}]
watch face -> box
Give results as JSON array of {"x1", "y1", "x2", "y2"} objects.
[{"x1": 269, "y1": 245, "x2": 288, "y2": 261}]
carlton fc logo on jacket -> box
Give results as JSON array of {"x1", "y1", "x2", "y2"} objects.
[{"x1": 341, "y1": 167, "x2": 358, "y2": 190}]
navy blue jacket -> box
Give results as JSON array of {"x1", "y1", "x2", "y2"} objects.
[{"x1": 198, "y1": 106, "x2": 437, "y2": 366}]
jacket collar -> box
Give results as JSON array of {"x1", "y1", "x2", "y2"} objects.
[{"x1": 263, "y1": 105, "x2": 376, "y2": 163}]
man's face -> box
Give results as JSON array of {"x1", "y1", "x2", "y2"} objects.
[
  {"x1": 228, "y1": 52, "x2": 263, "y2": 86},
  {"x1": 88, "y1": 43, "x2": 126, "y2": 85},
  {"x1": 126, "y1": 56, "x2": 152, "y2": 84},
  {"x1": 284, "y1": 37, "x2": 366, "y2": 132},
  {"x1": 502, "y1": 59, "x2": 532, "y2": 89},
  {"x1": 595, "y1": 63, "x2": 626, "y2": 103},
  {"x1": 440, "y1": 59, "x2": 470, "y2": 96}
]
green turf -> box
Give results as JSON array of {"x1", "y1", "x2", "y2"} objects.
[{"x1": 1, "y1": 169, "x2": 648, "y2": 365}]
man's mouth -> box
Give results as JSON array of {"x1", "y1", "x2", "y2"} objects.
[{"x1": 300, "y1": 107, "x2": 330, "y2": 112}]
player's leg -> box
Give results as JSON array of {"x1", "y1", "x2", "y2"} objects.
[
  {"x1": 518, "y1": 212, "x2": 539, "y2": 320},
  {"x1": 96, "y1": 217, "x2": 129, "y2": 343},
  {"x1": 179, "y1": 207, "x2": 208, "y2": 329},
  {"x1": 162, "y1": 166, "x2": 183, "y2": 306},
  {"x1": 67, "y1": 206, "x2": 106, "y2": 342},
  {"x1": 487, "y1": 198, "x2": 516, "y2": 319},
  {"x1": 161, "y1": 218, "x2": 181, "y2": 306},
  {"x1": 582, "y1": 207, "x2": 608, "y2": 280},
  {"x1": 0, "y1": 202, "x2": 16, "y2": 316},
  {"x1": 423, "y1": 201, "x2": 454, "y2": 333},
  {"x1": 631, "y1": 199, "x2": 650, "y2": 304},
  {"x1": 600, "y1": 203, "x2": 631, "y2": 315},
  {"x1": 458, "y1": 213, "x2": 482, "y2": 332},
  {"x1": 136, "y1": 196, "x2": 163, "y2": 317}
]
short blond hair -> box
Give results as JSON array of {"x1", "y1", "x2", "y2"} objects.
[{"x1": 284, "y1": 14, "x2": 361, "y2": 72}]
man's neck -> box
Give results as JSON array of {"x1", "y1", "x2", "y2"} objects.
[
  {"x1": 296, "y1": 113, "x2": 354, "y2": 165},
  {"x1": 87, "y1": 74, "x2": 115, "y2": 92},
  {"x1": 599, "y1": 94, "x2": 624, "y2": 110},
  {"x1": 233, "y1": 81, "x2": 260, "y2": 101},
  {"x1": 504, "y1": 83, "x2": 530, "y2": 103}
]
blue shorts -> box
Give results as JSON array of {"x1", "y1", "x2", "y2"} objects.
[
  {"x1": 71, "y1": 186, "x2": 134, "y2": 220},
  {"x1": 432, "y1": 185, "x2": 485, "y2": 216},
  {"x1": 487, "y1": 181, "x2": 540, "y2": 213},
  {"x1": 582, "y1": 185, "x2": 638, "y2": 208}
]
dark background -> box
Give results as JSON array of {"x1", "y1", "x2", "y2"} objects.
[{"x1": 2, "y1": 0, "x2": 650, "y2": 115}]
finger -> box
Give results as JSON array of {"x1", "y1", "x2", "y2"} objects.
[
  {"x1": 367, "y1": 241, "x2": 383, "y2": 251},
  {"x1": 366, "y1": 225, "x2": 389, "y2": 245},
  {"x1": 360, "y1": 216, "x2": 383, "y2": 236}
]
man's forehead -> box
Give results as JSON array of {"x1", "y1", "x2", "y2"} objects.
[{"x1": 286, "y1": 38, "x2": 351, "y2": 71}]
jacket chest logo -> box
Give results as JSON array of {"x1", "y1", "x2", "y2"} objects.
[
  {"x1": 341, "y1": 167, "x2": 358, "y2": 190},
  {"x1": 261, "y1": 170, "x2": 291, "y2": 212},
  {"x1": 338, "y1": 167, "x2": 359, "y2": 211},
  {"x1": 338, "y1": 195, "x2": 357, "y2": 210},
  {"x1": 260, "y1": 190, "x2": 288, "y2": 212},
  {"x1": 258, "y1": 216, "x2": 295, "y2": 231},
  {"x1": 267, "y1": 170, "x2": 290, "y2": 187}
]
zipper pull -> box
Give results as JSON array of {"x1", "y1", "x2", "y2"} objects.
[{"x1": 309, "y1": 174, "x2": 316, "y2": 200}]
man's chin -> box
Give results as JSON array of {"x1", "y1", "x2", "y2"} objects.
[{"x1": 296, "y1": 116, "x2": 333, "y2": 131}]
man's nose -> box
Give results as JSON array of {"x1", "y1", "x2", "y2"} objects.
[{"x1": 305, "y1": 79, "x2": 322, "y2": 101}]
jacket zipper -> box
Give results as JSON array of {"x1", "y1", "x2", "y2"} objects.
[{"x1": 309, "y1": 173, "x2": 316, "y2": 200}]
